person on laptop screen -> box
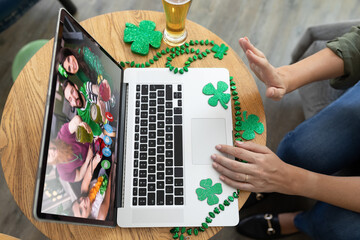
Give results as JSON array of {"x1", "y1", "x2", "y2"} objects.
[{"x1": 62, "y1": 79, "x2": 111, "y2": 136}]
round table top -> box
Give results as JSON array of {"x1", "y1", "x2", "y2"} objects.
[{"x1": 0, "y1": 10, "x2": 266, "y2": 240}]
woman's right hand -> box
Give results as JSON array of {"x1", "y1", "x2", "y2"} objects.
[{"x1": 239, "y1": 37, "x2": 288, "y2": 101}]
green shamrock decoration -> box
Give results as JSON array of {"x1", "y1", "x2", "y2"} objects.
[
  {"x1": 211, "y1": 43, "x2": 229, "y2": 60},
  {"x1": 235, "y1": 111, "x2": 264, "y2": 140},
  {"x1": 202, "y1": 81, "x2": 231, "y2": 109},
  {"x1": 123, "y1": 20, "x2": 163, "y2": 55},
  {"x1": 196, "y1": 178, "x2": 223, "y2": 206}
]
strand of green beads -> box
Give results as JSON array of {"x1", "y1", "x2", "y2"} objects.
[
  {"x1": 169, "y1": 191, "x2": 240, "y2": 239},
  {"x1": 229, "y1": 76, "x2": 243, "y2": 142}
]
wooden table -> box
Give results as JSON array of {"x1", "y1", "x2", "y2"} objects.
[{"x1": 0, "y1": 10, "x2": 266, "y2": 240}]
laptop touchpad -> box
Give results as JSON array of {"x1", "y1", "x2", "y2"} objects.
[{"x1": 191, "y1": 118, "x2": 227, "y2": 165}]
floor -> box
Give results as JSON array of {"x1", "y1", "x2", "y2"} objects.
[{"x1": 1, "y1": 0, "x2": 360, "y2": 239}]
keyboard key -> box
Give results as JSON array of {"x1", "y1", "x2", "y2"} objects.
[
  {"x1": 148, "y1": 183, "x2": 156, "y2": 191},
  {"x1": 166, "y1": 168, "x2": 173, "y2": 175},
  {"x1": 149, "y1": 92, "x2": 156, "y2": 99},
  {"x1": 140, "y1": 144, "x2": 147, "y2": 151},
  {"x1": 149, "y1": 115, "x2": 156, "y2": 122},
  {"x1": 166, "y1": 126, "x2": 173, "y2": 132},
  {"x1": 133, "y1": 187, "x2": 137, "y2": 196},
  {"x1": 139, "y1": 188, "x2": 146, "y2": 196},
  {"x1": 166, "y1": 85, "x2": 172, "y2": 100},
  {"x1": 135, "y1": 133, "x2": 139, "y2": 141},
  {"x1": 157, "y1": 163, "x2": 165, "y2": 171},
  {"x1": 135, "y1": 109, "x2": 140, "y2": 115},
  {"x1": 157, "y1": 146, "x2": 164, "y2": 153},
  {"x1": 157, "y1": 172, "x2": 165, "y2": 180},
  {"x1": 148, "y1": 157, "x2": 156, "y2": 164},
  {"x1": 149, "y1": 132, "x2": 156, "y2": 139},
  {"x1": 175, "y1": 188, "x2": 184, "y2": 196},
  {"x1": 136, "y1": 101, "x2": 140, "y2": 107},
  {"x1": 175, "y1": 179, "x2": 183, "y2": 186},
  {"x1": 134, "y1": 142, "x2": 139, "y2": 149},
  {"x1": 133, "y1": 197, "x2": 137, "y2": 206},
  {"x1": 158, "y1": 106, "x2": 164, "y2": 112},
  {"x1": 157, "y1": 138, "x2": 165, "y2": 145},
  {"x1": 141, "y1": 104, "x2": 148, "y2": 110},
  {"x1": 157, "y1": 121, "x2": 165, "y2": 128},
  {"x1": 166, "y1": 195, "x2": 173, "y2": 205},
  {"x1": 148, "y1": 165, "x2": 156, "y2": 173},
  {"x1": 133, "y1": 178, "x2": 138, "y2": 186},
  {"x1": 175, "y1": 197, "x2": 184, "y2": 205},
  {"x1": 139, "y1": 170, "x2": 147, "y2": 178},
  {"x1": 136, "y1": 92, "x2": 140, "y2": 99},
  {"x1": 134, "y1": 169, "x2": 138, "y2": 177},
  {"x1": 166, "y1": 177, "x2": 173, "y2": 184},
  {"x1": 177, "y1": 84, "x2": 182, "y2": 91},
  {"x1": 149, "y1": 100, "x2": 156, "y2": 106},
  {"x1": 140, "y1": 153, "x2": 147, "y2": 160},
  {"x1": 139, "y1": 179, "x2": 147, "y2": 187},
  {"x1": 134, "y1": 160, "x2": 138, "y2": 168},
  {"x1": 157, "y1": 190, "x2": 164, "y2": 205},
  {"x1": 148, "y1": 193, "x2": 155, "y2": 205},
  {"x1": 166, "y1": 142, "x2": 173, "y2": 149},
  {"x1": 178, "y1": 100, "x2": 182, "y2": 106},
  {"x1": 135, "y1": 117, "x2": 139, "y2": 124},
  {"x1": 148, "y1": 148, "x2": 156, "y2": 155},
  {"x1": 139, "y1": 198, "x2": 146, "y2": 205},
  {"x1": 141, "y1": 112, "x2": 148, "y2": 118},
  {"x1": 166, "y1": 159, "x2": 173, "y2": 166},
  {"x1": 158, "y1": 90, "x2": 165, "y2": 97},
  {"x1": 140, "y1": 136, "x2": 147, "y2": 143},
  {"x1": 134, "y1": 151, "x2": 138, "y2": 158},
  {"x1": 166, "y1": 186, "x2": 173, "y2": 194},
  {"x1": 166, "y1": 110, "x2": 173, "y2": 116},
  {"x1": 174, "y1": 126, "x2": 183, "y2": 166},
  {"x1": 174, "y1": 108, "x2": 182, "y2": 114},
  {"x1": 136, "y1": 85, "x2": 140, "y2": 91},
  {"x1": 141, "y1": 85, "x2": 148, "y2": 95},
  {"x1": 158, "y1": 113, "x2": 165, "y2": 120},
  {"x1": 140, "y1": 120, "x2": 148, "y2": 126},
  {"x1": 141, "y1": 96, "x2": 148, "y2": 102},
  {"x1": 166, "y1": 102, "x2": 173, "y2": 108},
  {"x1": 140, "y1": 161, "x2": 147, "y2": 169},
  {"x1": 148, "y1": 174, "x2": 156, "y2": 182},
  {"x1": 175, "y1": 167, "x2": 183, "y2": 177},
  {"x1": 166, "y1": 118, "x2": 173, "y2": 124},
  {"x1": 166, "y1": 151, "x2": 173, "y2": 157},
  {"x1": 149, "y1": 107, "x2": 156, "y2": 114},
  {"x1": 157, "y1": 181, "x2": 165, "y2": 189},
  {"x1": 174, "y1": 115, "x2": 182, "y2": 124},
  {"x1": 140, "y1": 128, "x2": 147, "y2": 135},
  {"x1": 149, "y1": 140, "x2": 156, "y2": 147},
  {"x1": 157, "y1": 155, "x2": 164, "y2": 162},
  {"x1": 135, "y1": 125, "x2": 139, "y2": 132},
  {"x1": 157, "y1": 130, "x2": 164, "y2": 137}
]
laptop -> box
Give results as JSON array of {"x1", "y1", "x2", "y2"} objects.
[{"x1": 33, "y1": 8, "x2": 238, "y2": 228}]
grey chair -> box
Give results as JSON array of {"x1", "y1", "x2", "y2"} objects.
[{"x1": 291, "y1": 20, "x2": 360, "y2": 119}]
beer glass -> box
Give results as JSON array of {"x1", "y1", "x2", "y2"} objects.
[{"x1": 162, "y1": 0, "x2": 192, "y2": 46}]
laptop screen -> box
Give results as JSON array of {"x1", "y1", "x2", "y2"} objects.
[{"x1": 34, "y1": 9, "x2": 123, "y2": 226}]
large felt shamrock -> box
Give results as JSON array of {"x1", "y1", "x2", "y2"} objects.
[
  {"x1": 123, "y1": 20, "x2": 163, "y2": 55},
  {"x1": 196, "y1": 178, "x2": 223, "y2": 206},
  {"x1": 202, "y1": 81, "x2": 231, "y2": 109},
  {"x1": 211, "y1": 43, "x2": 229, "y2": 60},
  {"x1": 235, "y1": 111, "x2": 264, "y2": 140}
]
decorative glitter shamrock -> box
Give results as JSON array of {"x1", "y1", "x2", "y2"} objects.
[
  {"x1": 202, "y1": 81, "x2": 231, "y2": 109},
  {"x1": 196, "y1": 178, "x2": 223, "y2": 206},
  {"x1": 123, "y1": 20, "x2": 163, "y2": 55},
  {"x1": 235, "y1": 111, "x2": 264, "y2": 140},
  {"x1": 211, "y1": 43, "x2": 229, "y2": 60}
]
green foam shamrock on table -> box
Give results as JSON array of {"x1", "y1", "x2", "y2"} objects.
[
  {"x1": 211, "y1": 43, "x2": 229, "y2": 60},
  {"x1": 235, "y1": 111, "x2": 264, "y2": 140},
  {"x1": 123, "y1": 20, "x2": 163, "y2": 55},
  {"x1": 202, "y1": 81, "x2": 231, "y2": 109},
  {"x1": 196, "y1": 178, "x2": 223, "y2": 206}
]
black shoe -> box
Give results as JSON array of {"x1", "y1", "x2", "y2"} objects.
[
  {"x1": 236, "y1": 213, "x2": 285, "y2": 239},
  {"x1": 242, "y1": 192, "x2": 268, "y2": 209}
]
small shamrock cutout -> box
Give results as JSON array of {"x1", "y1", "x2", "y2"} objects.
[
  {"x1": 196, "y1": 178, "x2": 223, "y2": 206},
  {"x1": 123, "y1": 20, "x2": 163, "y2": 55},
  {"x1": 211, "y1": 43, "x2": 229, "y2": 60},
  {"x1": 202, "y1": 81, "x2": 231, "y2": 109},
  {"x1": 235, "y1": 111, "x2": 264, "y2": 140}
]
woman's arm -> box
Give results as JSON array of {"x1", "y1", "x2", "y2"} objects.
[
  {"x1": 80, "y1": 153, "x2": 101, "y2": 193},
  {"x1": 212, "y1": 141, "x2": 360, "y2": 213},
  {"x1": 73, "y1": 145, "x2": 94, "y2": 182},
  {"x1": 96, "y1": 176, "x2": 112, "y2": 220},
  {"x1": 239, "y1": 37, "x2": 344, "y2": 100}
]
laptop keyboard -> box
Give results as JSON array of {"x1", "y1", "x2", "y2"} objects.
[{"x1": 132, "y1": 84, "x2": 184, "y2": 206}]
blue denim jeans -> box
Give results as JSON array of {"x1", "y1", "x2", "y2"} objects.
[{"x1": 277, "y1": 81, "x2": 360, "y2": 240}]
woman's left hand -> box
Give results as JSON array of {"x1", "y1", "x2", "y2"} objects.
[{"x1": 212, "y1": 141, "x2": 294, "y2": 194}]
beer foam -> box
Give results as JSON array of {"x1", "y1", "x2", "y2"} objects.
[{"x1": 164, "y1": 0, "x2": 191, "y2": 5}]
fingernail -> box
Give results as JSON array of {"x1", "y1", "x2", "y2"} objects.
[
  {"x1": 211, "y1": 154, "x2": 217, "y2": 160},
  {"x1": 212, "y1": 162, "x2": 218, "y2": 168},
  {"x1": 236, "y1": 141, "x2": 244, "y2": 145},
  {"x1": 219, "y1": 175, "x2": 225, "y2": 181},
  {"x1": 248, "y1": 50, "x2": 254, "y2": 55},
  {"x1": 215, "y1": 145, "x2": 222, "y2": 150}
]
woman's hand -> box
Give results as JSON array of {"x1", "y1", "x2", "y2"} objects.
[
  {"x1": 239, "y1": 37, "x2": 288, "y2": 101},
  {"x1": 212, "y1": 141, "x2": 294, "y2": 194}
]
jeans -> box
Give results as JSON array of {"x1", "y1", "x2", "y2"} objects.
[{"x1": 277, "y1": 81, "x2": 360, "y2": 240}]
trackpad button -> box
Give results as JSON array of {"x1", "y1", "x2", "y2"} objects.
[{"x1": 191, "y1": 118, "x2": 227, "y2": 165}]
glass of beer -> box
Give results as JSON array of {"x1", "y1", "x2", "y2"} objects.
[{"x1": 162, "y1": 0, "x2": 192, "y2": 46}]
